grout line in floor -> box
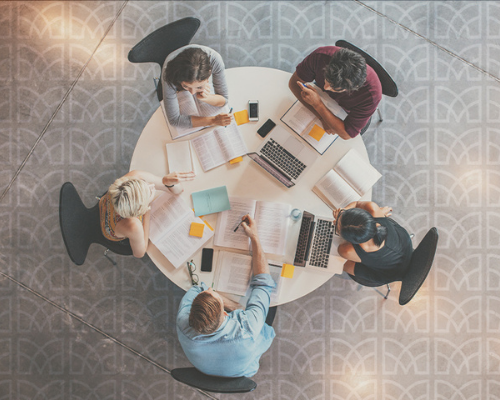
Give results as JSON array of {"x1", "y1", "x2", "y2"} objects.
[
  {"x1": 355, "y1": 0, "x2": 500, "y2": 84},
  {"x1": 0, "y1": 1, "x2": 130, "y2": 203}
]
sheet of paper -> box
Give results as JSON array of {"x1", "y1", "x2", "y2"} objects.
[
  {"x1": 214, "y1": 197, "x2": 256, "y2": 250},
  {"x1": 215, "y1": 251, "x2": 253, "y2": 296},
  {"x1": 281, "y1": 100, "x2": 316, "y2": 133},
  {"x1": 213, "y1": 123, "x2": 248, "y2": 161},
  {"x1": 192, "y1": 186, "x2": 231, "y2": 217},
  {"x1": 268, "y1": 263, "x2": 283, "y2": 305},
  {"x1": 166, "y1": 141, "x2": 194, "y2": 173},
  {"x1": 314, "y1": 169, "x2": 361, "y2": 209},
  {"x1": 234, "y1": 109, "x2": 250, "y2": 125},
  {"x1": 253, "y1": 201, "x2": 291, "y2": 255},
  {"x1": 191, "y1": 130, "x2": 227, "y2": 171},
  {"x1": 149, "y1": 192, "x2": 191, "y2": 242},
  {"x1": 152, "y1": 214, "x2": 214, "y2": 269},
  {"x1": 334, "y1": 149, "x2": 382, "y2": 196}
]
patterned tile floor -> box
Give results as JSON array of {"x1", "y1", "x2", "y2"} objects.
[{"x1": 0, "y1": 1, "x2": 499, "y2": 399}]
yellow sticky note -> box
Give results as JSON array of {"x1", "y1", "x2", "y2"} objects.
[
  {"x1": 308, "y1": 124, "x2": 326, "y2": 141},
  {"x1": 281, "y1": 263, "x2": 295, "y2": 279},
  {"x1": 229, "y1": 156, "x2": 243, "y2": 164},
  {"x1": 234, "y1": 110, "x2": 250, "y2": 125},
  {"x1": 189, "y1": 222, "x2": 205, "y2": 238}
]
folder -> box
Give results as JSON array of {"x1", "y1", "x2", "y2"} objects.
[{"x1": 192, "y1": 186, "x2": 231, "y2": 217}]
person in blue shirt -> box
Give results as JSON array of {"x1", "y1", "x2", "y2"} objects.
[{"x1": 176, "y1": 215, "x2": 276, "y2": 377}]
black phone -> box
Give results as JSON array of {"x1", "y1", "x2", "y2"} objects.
[
  {"x1": 201, "y1": 248, "x2": 214, "y2": 272},
  {"x1": 257, "y1": 119, "x2": 276, "y2": 138}
]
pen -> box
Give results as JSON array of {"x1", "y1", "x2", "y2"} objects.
[
  {"x1": 225, "y1": 107, "x2": 233, "y2": 129},
  {"x1": 233, "y1": 215, "x2": 248, "y2": 232}
]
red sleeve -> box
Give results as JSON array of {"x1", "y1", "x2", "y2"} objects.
[{"x1": 295, "y1": 50, "x2": 320, "y2": 82}]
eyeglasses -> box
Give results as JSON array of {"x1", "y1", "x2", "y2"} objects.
[
  {"x1": 186, "y1": 260, "x2": 199, "y2": 286},
  {"x1": 334, "y1": 209, "x2": 344, "y2": 236}
]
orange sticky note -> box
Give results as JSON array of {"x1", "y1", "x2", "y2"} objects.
[
  {"x1": 229, "y1": 156, "x2": 243, "y2": 164},
  {"x1": 189, "y1": 222, "x2": 205, "y2": 237},
  {"x1": 308, "y1": 124, "x2": 325, "y2": 141},
  {"x1": 281, "y1": 263, "x2": 295, "y2": 279},
  {"x1": 234, "y1": 110, "x2": 250, "y2": 125}
]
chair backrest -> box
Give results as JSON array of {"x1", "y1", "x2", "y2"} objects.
[
  {"x1": 399, "y1": 227, "x2": 439, "y2": 305},
  {"x1": 127, "y1": 17, "x2": 201, "y2": 67},
  {"x1": 171, "y1": 367, "x2": 257, "y2": 394},
  {"x1": 335, "y1": 40, "x2": 398, "y2": 98},
  {"x1": 59, "y1": 182, "x2": 95, "y2": 265},
  {"x1": 59, "y1": 182, "x2": 133, "y2": 265}
]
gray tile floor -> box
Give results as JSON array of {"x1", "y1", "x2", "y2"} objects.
[{"x1": 1, "y1": 1, "x2": 499, "y2": 399}]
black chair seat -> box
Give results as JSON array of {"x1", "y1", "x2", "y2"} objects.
[
  {"x1": 171, "y1": 367, "x2": 257, "y2": 393},
  {"x1": 59, "y1": 182, "x2": 133, "y2": 265}
]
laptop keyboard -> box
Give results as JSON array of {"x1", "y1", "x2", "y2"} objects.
[
  {"x1": 309, "y1": 219, "x2": 334, "y2": 269},
  {"x1": 294, "y1": 212, "x2": 314, "y2": 266},
  {"x1": 260, "y1": 138, "x2": 306, "y2": 180}
]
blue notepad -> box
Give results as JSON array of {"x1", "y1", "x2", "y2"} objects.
[{"x1": 192, "y1": 186, "x2": 231, "y2": 217}]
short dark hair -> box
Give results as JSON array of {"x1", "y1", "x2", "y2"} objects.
[
  {"x1": 165, "y1": 48, "x2": 212, "y2": 91},
  {"x1": 339, "y1": 208, "x2": 387, "y2": 246},
  {"x1": 324, "y1": 48, "x2": 367, "y2": 94},
  {"x1": 189, "y1": 291, "x2": 222, "y2": 334}
]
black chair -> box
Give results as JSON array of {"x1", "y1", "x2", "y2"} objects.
[
  {"x1": 348, "y1": 228, "x2": 438, "y2": 304},
  {"x1": 336, "y1": 39, "x2": 398, "y2": 124},
  {"x1": 128, "y1": 17, "x2": 201, "y2": 102},
  {"x1": 399, "y1": 227, "x2": 439, "y2": 305},
  {"x1": 59, "y1": 182, "x2": 133, "y2": 266},
  {"x1": 171, "y1": 368, "x2": 257, "y2": 394}
]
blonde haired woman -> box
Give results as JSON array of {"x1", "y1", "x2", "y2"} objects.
[{"x1": 100, "y1": 170, "x2": 195, "y2": 258}]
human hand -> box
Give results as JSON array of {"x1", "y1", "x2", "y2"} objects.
[
  {"x1": 332, "y1": 208, "x2": 344, "y2": 222},
  {"x1": 381, "y1": 206, "x2": 393, "y2": 217},
  {"x1": 213, "y1": 113, "x2": 232, "y2": 126},
  {"x1": 240, "y1": 214, "x2": 258, "y2": 240},
  {"x1": 297, "y1": 81, "x2": 321, "y2": 107},
  {"x1": 195, "y1": 82, "x2": 211, "y2": 101},
  {"x1": 162, "y1": 171, "x2": 196, "y2": 186}
]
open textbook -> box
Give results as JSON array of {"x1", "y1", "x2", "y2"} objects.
[
  {"x1": 190, "y1": 122, "x2": 248, "y2": 172},
  {"x1": 214, "y1": 197, "x2": 291, "y2": 256},
  {"x1": 281, "y1": 83, "x2": 348, "y2": 155},
  {"x1": 313, "y1": 149, "x2": 382, "y2": 209},
  {"x1": 149, "y1": 191, "x2": 214, "y2": 268},
  {"x1": 213, "y1": 251, "x2": 283, "y2": 305},
  {"x1": 161, "y1": 90, "x2": 228, "y2": 140}
]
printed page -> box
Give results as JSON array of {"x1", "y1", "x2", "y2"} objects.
[
  {"x1": 253, "y1": 201, "x2": 291, "y2": 256},
  {"x1": 214, "y1": 251, "x2": 253, "y2": 296},
  {"x1": 313, "y1": 169, "x2": 361, "y2": 209},
  {"x1": 214, "y1": 197, "x2": 257, "y2": 250},
  {"x1": 300, "y1": 123, "x2": 338, "y2": 155},
  {"x1": 213, "y1": 122, "x2": 248, "y2": 161},
  {"x1": 149, "y1": 192, "x2": 191, "y2": 242},
  {"x1": 152, "y1": 213, "x2": 214, "y2": 269},
  {"x1": 268, "y1": 262, "x2": 283, "y2": 306},
  {"x1": 161, "y1": 99, "x2": 204, "y2": 140},
  {"x1": 281, "y1": 100, "x2": 316, "y2": 135},
  {"x1": 191, "y1": 130, "x2": 227, "y2": 171},
  {"x1": 334, "y1": 149, "x2": 382, "y2": 196},
  {"x1": 166, "y1": 141, "x2": 194, "y2": 173}
]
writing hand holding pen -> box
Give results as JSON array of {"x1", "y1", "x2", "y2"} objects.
[{"x1": 225, "y1": 107, "x2": 233, "y2": 128}]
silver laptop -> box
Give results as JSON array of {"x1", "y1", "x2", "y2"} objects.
[
  {"x1": 247, "y1": 126, "x2": 318, "y2": 188},
  {"x1": 293, "y1": 210, "x2": 344, "y2": 273}
]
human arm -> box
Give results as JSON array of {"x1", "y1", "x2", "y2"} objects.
[
  {"x1": 219, "y1": 293, "x2": 244, "y2": 312},
  {"x1": 115, "y1": 212, "x2": 150, "y2": 258},
  {"x1": 240, "y1": 215, "x2": 269, "y2": 276},
  {"x1": 288, "y1": 72, "x2": 351, "y2": 140},
  {"x1": 124, "y1": 170, "x2": 195, "y2": 191},
  {"x1": 196, "y1": 50, "x2": 228, "y2": 107}
]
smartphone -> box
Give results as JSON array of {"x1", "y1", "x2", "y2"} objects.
[
  {"x1": 257, "y1": 119, "x2": 276, "y2": 138},
  {"x1": 249, "y1": 100, "x2": 259, "y2": 121},
  {"x1": 201, "y1": 248, "x2": 214, "y2": 272}
]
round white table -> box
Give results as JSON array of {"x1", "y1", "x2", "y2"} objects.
[{"x1": 130, "y1": 67, "x2": 370, "y2": 305}]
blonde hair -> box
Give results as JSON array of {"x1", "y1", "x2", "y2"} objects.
[{"x1": 108, "y1": 177, "x2": 151, "y2": 218}]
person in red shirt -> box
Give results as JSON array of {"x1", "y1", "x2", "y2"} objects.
[{"x1": 289, "y1": 46, "x2": 382, "y2": 140}]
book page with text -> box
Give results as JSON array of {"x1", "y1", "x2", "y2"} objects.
[
  {"x1": 149, "y1": 192, "x2": 191, "y2": 242},
  {"x1": 334, "y1": 149, "x2": 382, "y2": 196},
  {"x1": 191, "y1": 130, "x2": 227, "y2": 171},
  {"x1": 214, "y1": 251, "x2": 253, "y2": 296},
  {"x1": 213, "y1": 123, "x2": 248, "y2": 161},
  {"x1": 314, "y1": 169, "x2": 361, "y2": 209},
  {"x1": 214, "y1": 197, "x2": 256, "y2": 250},
  {"x1": 253, "y1": 201, "x2": 291, "y2": 255},
  {"x1": 281, "y1": 100, "x2": 316, "y2": 134}
]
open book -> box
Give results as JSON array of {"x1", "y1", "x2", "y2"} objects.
[
  {"x1": 161, "y1": 90, "x2": 227, "y2": 140},
  {"x1": 190, "y1": 122, "x2": 248, "y2": 172},
  {"x1": 281, "y1": 84, "x2": 348, "y2": 155},
  {"x1": 213, "y1": 251, "x2": 283, "y2": 305},
  {"x1": 214, "y1": 197, "x2": 291, "y2": 256},
  {"x1": 313, "y1": 149, "x2": 382, "y2": 209},
  {"x1": 149, "y1": 191, "x2": 214, "y2": 268}
]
